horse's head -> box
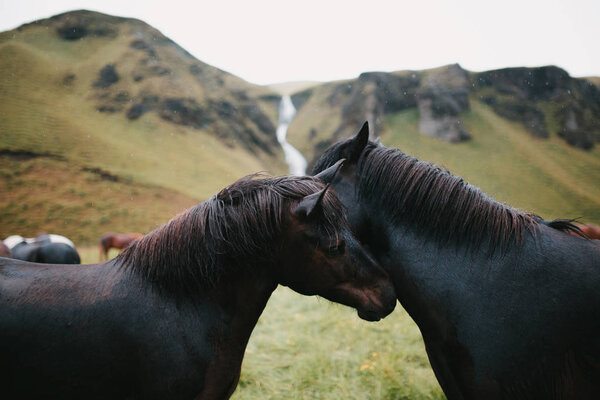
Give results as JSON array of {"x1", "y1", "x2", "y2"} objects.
[
  {"x1": 313, "y1": 121, "x2": 371, "y2": 176},
  {"x1": 277, "y1": 161, "x2": 396, "y2": 322},
  {"x1": 311, "y1": 122, "x2": 374, "y2": 238}
]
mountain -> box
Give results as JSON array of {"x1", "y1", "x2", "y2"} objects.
[
  {"x1": 2, "y1": 10, "x2": 599, "y2": 242},
  {"x1": 286, "y1": 64, "x2": 600, "y2": 224},
  {"x1": 0, "y1": 10, "x2": 286, "y2": 243}
]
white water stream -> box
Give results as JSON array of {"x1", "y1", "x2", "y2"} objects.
[{"x1": 276, "y1": 95, "x2": 307, "y2": 176}]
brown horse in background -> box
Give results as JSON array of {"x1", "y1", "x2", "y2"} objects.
[
  {"x1": 99, "y1": 232, "x2": 143, "y2": 261},
  {"x1": 0, "y1": 241, "x2": 11, "y2": 258},
  {"x1": 573, "y1": 224, "x2": 600, "y2": 239}
]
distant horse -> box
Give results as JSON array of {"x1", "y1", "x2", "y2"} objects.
[
  {"x1": 573, "y1": 223, "x2": 600, "y2": 240},
  {"x1": 99, "y1": 232, "x2": 144, "y2": 261},
  {"x1": 3, "y1": 233, "x2": 80, "y2": 264},
  {"x1": 0, "y1": 241, "x2": 11, "y2": 258},
  {"x1": 0, "y1": 163, "x2": 396, "y2": 399},
  {"x1": 313, "y1": 122, "x2": 600, "y2": 400}
]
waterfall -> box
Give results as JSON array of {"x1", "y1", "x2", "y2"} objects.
[{"x1": 276, "y1": 95, "x2": 307, "y2": 176}]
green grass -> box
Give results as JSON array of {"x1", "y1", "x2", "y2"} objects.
[
  {"x1": 76, "y1": 247, "x2": 444, "y2": 400},
  {"x1": 233, "y1": 288, "x2": 443, "y2": 400}
]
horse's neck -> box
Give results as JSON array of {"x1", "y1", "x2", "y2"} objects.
[
  {"x1": 374, "y1": 212, "x2": 529, "y2": 336},
  {"x1": 194, "y1": 272, "x2": 277, "y2": 400},
  {"x1": 209, "y1": 271, "x2": 277, "y2": 330},
  {"x1": 386, "y1": 229, "x2": 476, "y2": 323},
  {"x1": 122, "y1": 259, "x2": 277, "y2": 361},
  {"x1": 383, "y1": 218, "x2": 600, "y2": 332}
]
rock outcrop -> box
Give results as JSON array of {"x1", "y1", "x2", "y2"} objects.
[
  {"x1": 292, "y1": 64, "x2": 600, "y2": 154},
  {"x1": 416, "y1": 64, "x2": 471, "y2": 142},
  {"x1": 472, "y1": 66, "x2": 600, "y2": 149}
]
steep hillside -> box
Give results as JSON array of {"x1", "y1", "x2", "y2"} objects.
[
  {"x1": 0, "y1": 10, "x2": 286, "y2": 195},
  {"x1": 382, "y1": 101, "x2": 600, "y2": 223},
  {"x1": 0, "y1": 151, "x2": 197, "y2": 244},
  {"x1": 287, "y1": 65, "x2": 600, "y2": 225},
  {"x1": 0, "y1": 10, "x2": 286, "y2": 243}
]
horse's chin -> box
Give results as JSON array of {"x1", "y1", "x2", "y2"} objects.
[
  {"x1": 357, "y1": 296, "x2": 396, "y2": 322},
  {"x1": 357, "y1": 309, "x2": 382, "y2": 322}
]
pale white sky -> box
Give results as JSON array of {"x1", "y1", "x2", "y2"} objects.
[{"x1": 0, "y1": 0, "x2": 598, "y2": 85}]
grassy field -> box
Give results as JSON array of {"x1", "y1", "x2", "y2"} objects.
[
  {"x1": 77, "y1": 247, "x2": 444, "y2": 399},
  {"x1": 0, "y1": 38, "x2": 285, "y2": 201}
]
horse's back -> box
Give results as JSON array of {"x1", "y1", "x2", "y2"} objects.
[
  {"x1": 99, "y1": 232, "x2": 115, "y2": 244},
  {"x1": 36, "y1": 242, "x2": 81, "y2": 264},
  {"x1": 0, "y1": 259, "x2": 214, "y2": 398},
  {"x1": 0, "y1": 256, "x2": 42, "y2": 279},
  {"x1": 414, "y1": 225, "x2": 600, "y2": 399},
  {"x1": 47, "y1": 233, "x2": 76, "y2": 248},
  {"x1": 542, "y1": 224, "x2": 600, "y2": 293},
  {"x1": 0, "y1": 257, "x2": 83, "y2": 297},
  {"x1": 479, "y1": 226, "x2": 600, "y2": 398},
  {"x1": 7, "y1": 241, "x2": 80, "y2": 264},
  {"x1": 0, "y1": 259, "x2": 131, "y2": 397}
]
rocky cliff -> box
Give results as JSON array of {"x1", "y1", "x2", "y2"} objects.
[
  {"x1": 473, "y1": 66, "x2": 600, "y2": 149},
  {"x1": 289, "y1": 64, "x2": 600, "y2": 169}
]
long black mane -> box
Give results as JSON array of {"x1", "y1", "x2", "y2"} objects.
[
  {"x1": 314, "y1": 141, "x2": 547, "y2": 254},
  {"x1": 118, "y1": 175, "x2": 347, "y2": 294}
]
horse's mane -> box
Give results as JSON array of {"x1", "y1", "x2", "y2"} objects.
[
  {"x1": 118, "y1": 175, "x2": 347, "y2": 295},
  {"x1": 545, "y1": 219, "x2": 585, "y2": 237},
  {"x1": 315, "y1": 141, "x2": 547, "y2": 254}
]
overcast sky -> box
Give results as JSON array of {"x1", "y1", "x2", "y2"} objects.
[{"x1": 1, "y1": 0, "x2": 598, "y2": 85}]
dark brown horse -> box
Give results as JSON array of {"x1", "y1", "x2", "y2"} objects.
[
  {"x1": 313, "y1": 122, "x2": 600, "y2": 400},
  {"x1": 0, "y1": 164, "x2": 396, "y2": 399},
  {"x1": 99, "y1": 232, "x2": 144, "y2": 261}
]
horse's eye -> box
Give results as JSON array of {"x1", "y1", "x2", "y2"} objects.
[{"x1": 327, "y1": 241, "x2": 345, "y2": 257}]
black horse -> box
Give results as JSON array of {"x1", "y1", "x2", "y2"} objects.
[
  {"x1": 3, "y1": 234, "x2": 80, "y2": 264},
  {"x1": 0, "y1": 164, "x2": 396, "y2": 400},
  {"x1": 313, "y1": 122, "x2": 600, "y2": 400}
]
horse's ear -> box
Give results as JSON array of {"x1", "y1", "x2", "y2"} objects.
[
  {"x1": 348, "y1": 121, "x2": 369, "y2": 162},
  {"x1": 315, "y1": 159, "x2": 345, "y2": 183},
  {"x1": 293, "y1": 185, "x2": 329, "y2": 218}
]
